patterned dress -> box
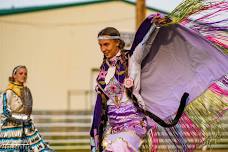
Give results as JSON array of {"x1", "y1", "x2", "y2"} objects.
[
  {"x1": 90, "y1": 51, "x2": 148, "y2": 152},
  {"x1": 0, "y1": 82, "x2": 54, "y2": 152},
  {"x1": 102, "y1": 76, "x2": 147, "y2": 151}
]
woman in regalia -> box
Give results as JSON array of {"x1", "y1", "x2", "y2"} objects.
[
  {"x1": 90, "y1": 27, "x2": 148, "y2": 151},
  {"x1": 0, "y1": 65, "x2": 54, "y2": 152},
  {"x1": 90, "y1": 0, "x2": 228, "y2": 151}
]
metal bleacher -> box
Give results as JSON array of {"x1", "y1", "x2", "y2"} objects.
[
  {"x1": 32, "y1": 111, "x2": 228, "y2": 152},
  {"x1": 32, "y1": 110, "x2": 91, "y2": 152}
]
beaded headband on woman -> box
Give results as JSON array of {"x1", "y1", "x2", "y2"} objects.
[
  {"x1": 12, "y1": 65, "x2": 26, "y2": 75},
  {"x1": 97, "y1": 35, "x2": 121, "y2": 40}
]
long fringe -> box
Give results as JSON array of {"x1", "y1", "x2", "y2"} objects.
[
  {"x1": 185, "y1": 89, "x2": 227, "y2": 145},
  {"x1": 168, "y1": 0, "x2": 204, "y2": 23},
  {"x1": 169, "y1": 0, "x2": 228, "y2": 54},
  {"x1": 146, "y1": 75, "x2": 227, "y2": 151}
]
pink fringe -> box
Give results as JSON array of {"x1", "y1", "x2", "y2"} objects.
[
  {"x1": 151, "y1": 125, "x2": 159, "y2": 152},
  {"x1": 209, "y1": 83, "x2": 228, "y2": 96},
  {"x1": 206, "y1": 36, "x2": 228, "y2": 49},
  {"x1": 180, "y1": 113, "x2": 204, "y2": 150}
]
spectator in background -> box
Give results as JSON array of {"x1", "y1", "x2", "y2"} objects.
[{"x1": 0, "y1": 65, "x2": 55, "y2": 152}]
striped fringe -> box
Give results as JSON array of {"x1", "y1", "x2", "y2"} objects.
[
  {"x1": 0, "y1": 123, "x2": 53, "y2": 151},
  {"x1": 185, "y1": 88, "x2": 227, "y2": 146},
  {"x1": 168, "y1": 0, "x2": 204, "y2": 23},
  {"x1": 146, "y1": 75, "x2": 227, "y2": 151},
  {"x1": 168, "y1": 0, "x2": 223, "y2": 23},
  {"x1": 168, "y1": 0, "x2": 228, "y2": 54}
]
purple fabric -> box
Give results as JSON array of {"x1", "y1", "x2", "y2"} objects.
[
  {"x1": 130, "y1": 16, "x2": 153, "y2": 55},
  {"x1": 140, "y1": 24, "x2": 228, "y2": 119},
  {"x1": 107, "y1": 102, "x2": 147, "y2": 138},
  {"x1": 90, "y1": 94, "x2": 102, "y2": 137},
  {"x1": 91, "y1": 54, "x2": 128, "y2": 137},
  {"x1": 130, "y1": 14, "x2": 167, "y2": 55}
]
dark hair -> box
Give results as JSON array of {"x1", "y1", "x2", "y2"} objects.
[
  {"x1": 9, "y1": 65, "x2": 27, "y2": 82},
  {"x1": 98, "y1": 27, "x2": 125, "y2": 49}
]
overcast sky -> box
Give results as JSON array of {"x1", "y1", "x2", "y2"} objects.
[{"x1": 0, "y1": 0, "x2": 183, "y2": 13}]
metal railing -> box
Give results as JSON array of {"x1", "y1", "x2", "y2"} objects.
[{"x1": 66, "y1": 89, "x2": 95, "y2": 111}]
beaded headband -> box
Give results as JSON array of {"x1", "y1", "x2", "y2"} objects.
[
  {"x1": 97, "y1": 35, "x2": 121, "y2": 40},
  {"x1": 12, "y1": 65, "x2": 26, "y2": 75}
]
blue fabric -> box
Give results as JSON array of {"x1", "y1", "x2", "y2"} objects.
[{"x1": 3, "y1": 93, "x2": 10, "y2": 117}]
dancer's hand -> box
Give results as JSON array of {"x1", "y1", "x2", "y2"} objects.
[
  {"x1": 153, "y1": 15, "x2": 172, "y2": 26},
  {"x1": 94, "y1": 134, "x2": 99, "y2": 149}
]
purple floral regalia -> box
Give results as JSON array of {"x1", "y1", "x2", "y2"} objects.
[
  {"x1": 91, "y1": 0, "x2": 228, "y2": 151},
  {"x1": 90, "y1": 51, "x2": 148, "y2": 151}
]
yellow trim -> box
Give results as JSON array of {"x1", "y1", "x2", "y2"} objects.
[{"x1": 6, "y1": 82, "x2": 24, "y2": 97}]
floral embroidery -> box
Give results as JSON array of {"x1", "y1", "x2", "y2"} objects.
[
  {"x1": 110, "y1": 84, "x2": 117, "y2": 92},
  {"x1": 104, "y1": 78, "x2": 123, "y2": 99},
  {"x1": 96, "y1": 51, "x2": 129, "y2": 101},
  {"x1": 124, "y1": 77, "x2": 134, "y2": 88},
  {"x1": 109, "y1": 58, "x2": 117, "y2": 67},
  {"x1": 98, "y1": 68, "x2": 107, "y2": 80}
]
